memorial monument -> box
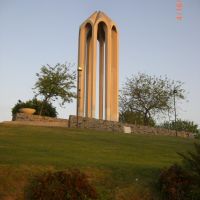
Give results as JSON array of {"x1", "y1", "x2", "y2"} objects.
[{"x1": 77, "y1": 11, "x2": 119, "y2": 121}]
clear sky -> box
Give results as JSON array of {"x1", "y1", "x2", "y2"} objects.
[{"x1": 0, "y1": 0, "x2": 199, "y2": 126}]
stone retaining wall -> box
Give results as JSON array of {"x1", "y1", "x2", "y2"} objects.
[
  {"x1": 13, "y1": 113, "x2": 194, "y2": 138},
  {"x1": 13, "y1": 113, "x2": 68, "y2": 127},
  {"x1": 68, "y1": 115, "x2": 193, "y2": 138}
]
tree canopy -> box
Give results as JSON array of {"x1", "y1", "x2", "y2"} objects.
[
  {"x1": 120, "y1": 73, "x2": 185, "y2": 125},
  {"x1": 33, "y1": 63, "x2": 76, "y2": 114}
]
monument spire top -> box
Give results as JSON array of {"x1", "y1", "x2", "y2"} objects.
[{"x1": 81, "y1": 11, "x2": 117, "y2": 28}]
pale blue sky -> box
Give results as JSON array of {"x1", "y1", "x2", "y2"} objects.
[{"x1": 0, "y1": 0, "x2": 199, "y2": 126}]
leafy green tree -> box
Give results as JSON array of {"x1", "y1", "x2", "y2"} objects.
[
  {"x1": 160, "y1": 119, "x2": 199, "y2": 133},
  {"x1": 33, "y1": 63, "x2": 76, "y2": 115},
  {"x1": 120, "y1": 73, "x2": 185, "y2": 125}
]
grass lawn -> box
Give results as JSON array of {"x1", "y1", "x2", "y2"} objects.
[{"x1": 0, "y1": 123, "x2": 198, "y2": 199}]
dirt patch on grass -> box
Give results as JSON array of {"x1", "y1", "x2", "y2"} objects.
[{"x1": 115, "y1": 185, "x2": 156, "y2": 200}]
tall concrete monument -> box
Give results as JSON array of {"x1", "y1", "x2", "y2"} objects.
[{"x1": 77, "y1": 11, "x2": 119, "y2": 121}]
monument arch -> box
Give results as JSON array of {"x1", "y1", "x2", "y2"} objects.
[{"x1": 77, "y1": 11, "x2": 119, "y2": 121}]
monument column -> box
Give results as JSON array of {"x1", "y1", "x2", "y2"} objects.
[
  {"x1": 110, "y1": 26, "x2": 119, "y2": 121},
  {"x1": 77, "y1": 27, "x2": 86, "y2": 117}
]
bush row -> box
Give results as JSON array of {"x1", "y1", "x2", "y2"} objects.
[{"x1": 12, "y1": 98, "x2": 57, "y2": 118}]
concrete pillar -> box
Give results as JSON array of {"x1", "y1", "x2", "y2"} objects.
[
  {"x1": 77, "y1": 27, "x2": 86, "y2": 117},
  {"x1": 110, "y1": 26, "x2": 119, "y2": 121}
]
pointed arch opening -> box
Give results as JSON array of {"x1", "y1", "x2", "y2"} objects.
[
  {"x1": 84, "y1": 22, "x2": 93, "y2": 117},
  {"x1": 110, "y1": 25, "x2": 118, "y2": 121},
  {"x1": 97, "y1": 22, "x2": 107, "y2": 119}
]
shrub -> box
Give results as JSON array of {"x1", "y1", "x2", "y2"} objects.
[
  {"x1": 159, "y1": 143, "x2": 200, "y2": 200},
  {"x1": 194, "y1": 131, "x2": 200, "y2": 139},
  {"x1": 12, "y1": 98, "x2": 57, "y2": 118},
  {"x1": 158, "y1": 164, "x2": 192, "y2": 200},
  {"x1": 160, "y1": 119, "x2": 199, "y2": 133},
  {"x1": 25, "y1": 169, "x2": 98, "y2": 200},
  {"x1": 179, "y1": 143, "x2": 200, "y2": 199}
]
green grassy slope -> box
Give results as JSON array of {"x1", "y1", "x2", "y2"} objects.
[{"x1": 0, "y1": 123, "x2": 198, "y2": 199}]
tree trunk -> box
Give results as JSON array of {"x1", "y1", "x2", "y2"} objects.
[
  {"x1": 143, "y1": 111, "x2": 150, "y2": 126},
  {"x1": 39, "y1": 101, "x2": 44, "y2": 116},
  {"x1": 39, "y1": 98, "x2": 48, "y2": 116}
]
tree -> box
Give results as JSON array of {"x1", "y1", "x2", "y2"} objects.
[
  {"x1": 120, "y1": 73, "x2": 185, "y2": 125},
  {"x1": 119, "y1": 110, "x2": 155, "y2": 126},
  {"x1": 33, "y1": 63, "x2": 76, "y2": 115},
  {"x1": 160, "y1": 119, "x2": 199, "y2": 133}
]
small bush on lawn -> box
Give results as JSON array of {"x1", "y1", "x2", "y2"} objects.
[
  {"x1": 194, "y1": 133, "x2": 200, "y2": 139},
  {"x1": 158, "y1": 164, "x2": 192, "y2": 200},
  {"x1": 159, "y1": 143, "x2": 200, "y2": 200},
  {"x1": 25, "y1": 169, "x2": 98, "y2": 200},
  {"x1": 12, "y1": 98, "x2": 57, "y2": 118}
]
